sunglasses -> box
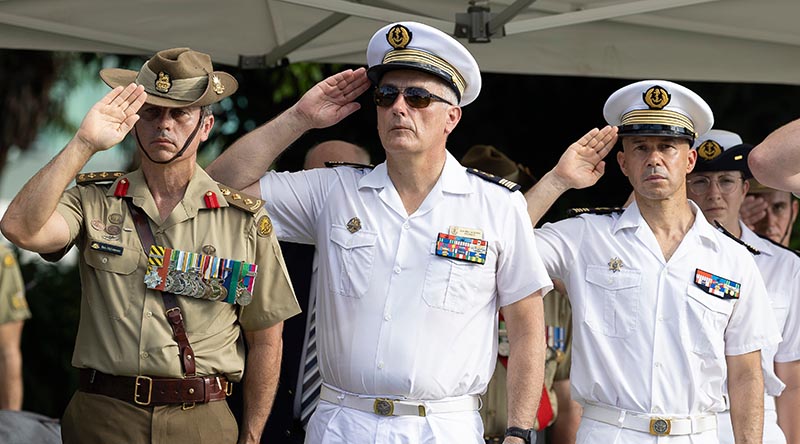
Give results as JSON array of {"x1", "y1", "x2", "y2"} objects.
[{"x1": 373, "y1": 85, "x2": 454, "y2": 108}]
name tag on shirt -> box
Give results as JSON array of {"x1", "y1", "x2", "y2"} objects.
[
  {"x1": 435, "y1": 232, "x2": 488, "y2": 265},
  {"x1": 448, "y1": 225, "x2": 484, "y2": 239},
  {"x1": 694, "y1": 268, "x2": 740, "y2": 299}
]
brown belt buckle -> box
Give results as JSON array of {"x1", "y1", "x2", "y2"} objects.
[
  {"x1": 649, "y1": 418, "x2": 671, "y2": 436},
  {"x1": 373, "y1": 398, "x2": 394, "y2": 416},
  {"x1": 134, "y1": 376, "x2": 153, "y2": 406}
]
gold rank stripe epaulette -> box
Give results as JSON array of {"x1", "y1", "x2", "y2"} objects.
[
  {"x1": 714, "y1": 220, "x2": 760, "y2": 255},
  {"x1": 567, "y1": 207, "x2": 625, "y2": 217},
  {"x1": 217, "y1": 184, "x2": 263, "y2": 214},
  {"x1": 465, "y1": 168, "x2": 521, "y2": 192},
  {"x1": 75, "y1": 171, "x2": 126, "y2": 185},
  {"x1": 754, "y1": 232, "x2": 800, "y2": 258},
  {"x1": 324, "y1": 161, "x2": 375, "y2": 169}
]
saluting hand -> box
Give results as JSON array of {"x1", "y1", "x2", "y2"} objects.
[
  {"x1": 74, "y1": 83, "x2": 147, "y2": 153},
  {"x1": 293, "y1": 68, "x2": 371, "y2": 130},
  {"x1": 552, "y1": 125, "x2": 618, "y2": 190},
  {"x1": 740, "y1": 195, "x2": 767, "y2": 230}
]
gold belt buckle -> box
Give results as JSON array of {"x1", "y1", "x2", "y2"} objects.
[
  {"x1": 649, "y1": 418, "x2": 671, "y2": 436},
  {"x1": 134, "y1": 376, "x2": 153, "y2": 406},
  {"x1": 373, "y1": 398, "x2": 394, "y2": 416}
]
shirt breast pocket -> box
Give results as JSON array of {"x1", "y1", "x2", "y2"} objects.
[
  {"x1": 328, "y1": 225, "x2": 378, "y2": 299},
  {"x1": 83, "y1": 242, "x2": 142, "y2": 320},
  {"x1": 685, "y1": 286, "x2": 734, "y2": 358},
  {"x1": 422, "y1": 253, "x2": 495, "y2": 314},
  {"x1": 584, "y1": 265, "x2": 641, "y2": 338}
]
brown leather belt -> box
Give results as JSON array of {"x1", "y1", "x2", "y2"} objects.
[{"x1": 79, "y1": 369, "x2": 231, "y2": 407}]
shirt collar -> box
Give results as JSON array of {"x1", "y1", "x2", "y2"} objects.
[
  {"x1": 613, "y1": 199, "x2": 720, "y2": 251},
  {"x1": 358, "y1": 150, "x2": 473, "y2": 195},
  {"x1": 106, "y1": 166, "x2": 229, "y2": 220}
]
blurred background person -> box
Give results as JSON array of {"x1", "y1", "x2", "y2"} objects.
[
  {"x1": 461, "y1": 145, "x2": 580, "y2": 444},
  {"x1": 740, "y1": 180, "x2": 798, "y2": 248}
]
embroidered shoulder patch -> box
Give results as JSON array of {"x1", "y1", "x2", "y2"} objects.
[{"x1": 465, "y1": 168, "x2": 520, "y2": 192}]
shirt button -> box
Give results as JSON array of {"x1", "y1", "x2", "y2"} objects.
[
  {"x1": 393, "y1": 266, "x2": 401, "y2": 274},
  {"x1": 652, "y1": 406, "x2": 663, "y2": 414},
  {"x1": 145, "y1": 311, "x2": 153, "y2": 318},
  {"x1": 140, "y1": 351, "x2": 149, "y2": 359},
  {"x1": 403, "y1": 223, "x2": 410, "y2": 230},
  {"x1": 378, "y1": 361, "x2": 385, "y2": 369},
  {"x1": 101, "y1": 257, "x2": 108, "y2": 264},
  {"x1": 384, "y1": 314, "x2": 392, "y2": 321},
  {"x1": 654, "y1": 362, "x2": 661, "y2": 368}
]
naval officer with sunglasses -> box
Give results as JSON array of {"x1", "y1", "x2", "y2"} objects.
[{"x1": 205, "y1": 21, "x2": 610, "y2": 444}]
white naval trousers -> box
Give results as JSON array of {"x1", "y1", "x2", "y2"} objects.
[{"x1": 305, "y1": 399, "x2": 485, "y2": 444}]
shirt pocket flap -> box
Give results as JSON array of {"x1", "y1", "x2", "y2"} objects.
[
  {"x1": 585, "y1": 265, "x2": 641, "y2": 290},
  {"x1": 687, "y1": 285, "x2": 734, "y2": 316},
  {"x1": 84, "y1": 242, "x2": 140, "y2": 275},
  {"x1": 330, "y1": 225, "x2": 378, "y2": 250}
]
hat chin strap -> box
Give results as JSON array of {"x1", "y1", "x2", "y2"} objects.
[{"x1": 134, "y1": 117, "x2": 204, "y2": 165}]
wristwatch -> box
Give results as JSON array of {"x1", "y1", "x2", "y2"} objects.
[{"x1": 504, "y1": 426, "x2": 536, "y2": 444}]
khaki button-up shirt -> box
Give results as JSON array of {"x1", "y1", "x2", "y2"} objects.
[
  {"x1": 0, "y1": 244, "x2": 30, "y2": 325},
  {"x1": 54, "y1": 166, "x2": 299, "y2": 380}
]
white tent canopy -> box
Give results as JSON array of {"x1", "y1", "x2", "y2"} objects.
[{"x1": 0, "y1": 0, "x2": 798, "y2": 84}]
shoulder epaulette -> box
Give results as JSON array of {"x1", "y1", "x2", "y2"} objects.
[
  {"x1": 465, "y1": 168, "x2": 520, "y2": 192},
  {"x1": 325, "y1": 161, "x2": 375, "y2": 169},
  {"x1": 217, "y1": 184, "x2": 264, "y2": 214},
  {"x1": 567, "y1": 207, "x2": 624, "y2": 217},
  {"x1": 713, "y1": 220, "x2": 760, "y2": 255},
  {"x1": 75, "y1": 171, "x2": 126, "y2": 185},
  {"x1": 754, "y1": 232, "x2": 800, "y2": 258}
]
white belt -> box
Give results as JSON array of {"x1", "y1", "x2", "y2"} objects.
[
  {"x1": 582, "y1": 403, "x2": 717, "y2": 436},
  {"x1": 319, "y1": 385, "x2": 481, "y2": 417}
]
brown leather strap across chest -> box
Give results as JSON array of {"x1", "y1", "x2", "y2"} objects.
[
  {"x1": 79, "y1": 369, "x2": 231, "y2": 406},
  {"x1": 125, "y1": 199, "x2": 196, "y2": 376}
]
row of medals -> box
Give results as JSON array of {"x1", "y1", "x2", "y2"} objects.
[{"x1": 161, "y1": 268, "x2": 253, "y2": 306}]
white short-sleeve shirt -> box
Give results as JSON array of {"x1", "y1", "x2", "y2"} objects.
[
  {"x1": 260, "y1": 151, "x2": 552, "y2": 400},
  {"x1": 535, "y1": 200, "x2": 781, "y2": 419},
  {"x1": 741, "y1": 223, "x2": 800, "y2": 395}
]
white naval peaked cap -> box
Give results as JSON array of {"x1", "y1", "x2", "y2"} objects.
[
  {"x1": 692, "y1": 129, "x2": 754, "y2": 178},
  {"x1": 603, "y1": 80, "x2": 713, "y2": 141},
  {"x1": 692, "y1": 129, "x2": 743, "y2": 152},
  {"x1": 366, "y1": 21, "x2": 482, "y2": 106}
]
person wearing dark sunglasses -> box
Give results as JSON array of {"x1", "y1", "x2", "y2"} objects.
[{"x1": 205, "y1": 19, "x2": 619, "y2": 444}]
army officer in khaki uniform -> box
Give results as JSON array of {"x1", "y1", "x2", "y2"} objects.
[
  {"x1": 0, "y1": 48, "x2": 303, "y2": 444},
  {"x1": 0, "y1": 244, "x2": 30, "y2": 410}
]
